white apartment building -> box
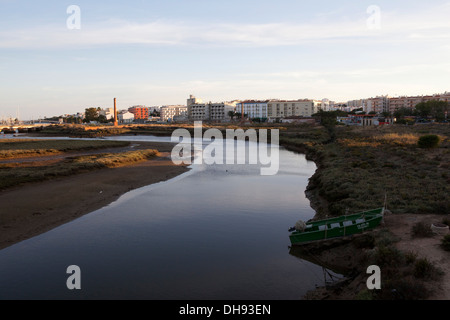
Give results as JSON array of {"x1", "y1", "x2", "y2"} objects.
[
  {"x1": 160, "y1": 105, "x2": 188, "y2": 122},
  {"x1": 363, "y1": 95, "x2": 390, "y2": 114},
  {"x1": 321, "y1": 99, "x2": 331, "y2": 111},
  {"x1": 99, "y1": 108, "x2": 115, "y2": 120},
  {"x1": 188, "y1": 103, "x2": 209, "y2": 121},
  {"x1": 209, "y1": 103, "x2": 235, "y2": 122},
  {"x1": 347, "y1": 99, "x2": 365, "y2": 109},
  {"x1": 388, "y1": 92, "x2": 450, "y2": 114},
  {"x1": 267, "y1": 99, "x2": 322, "y2": 120},
  {"x1": 236, "y1": 100, "x2": 268, "y2": 119},
  {"x1": 187, "y1": 95, "x2": 203, "y2": 107},
  {"x1": 187, "y1": 102, "x2": 234, "y2": 122},
  {"x1": 118, "y1": 111, "x2": 134, "y2": 124}
]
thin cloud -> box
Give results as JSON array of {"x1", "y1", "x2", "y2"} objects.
[{"x1": 0, "y1": 3, "x2": 449, "y2": 49}]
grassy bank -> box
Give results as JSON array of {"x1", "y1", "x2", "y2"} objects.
[
  {"x1": 280, "y1": 124, "x2": 450, "y2": 218},
  {"x1": 0, "y1": 139, "x2": 158, "y2": 189},
  {"x1": 0, "y1": 139, "x2": 130, "y2": 159},
  {"x1": 279, "y1": 123, "x2": 449, "y2": 300}
]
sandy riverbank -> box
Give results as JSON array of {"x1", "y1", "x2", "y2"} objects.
[
  {"x1": 0, "y1": 141, "x2": 189, "y2": 250},
  {"x1": 300, "y1": 211, "x2": 450, "y2": 300}
]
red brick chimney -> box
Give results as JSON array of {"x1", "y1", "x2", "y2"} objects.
[{"x1": 113, "y1": 97, "x2": 118, "y2": 126}]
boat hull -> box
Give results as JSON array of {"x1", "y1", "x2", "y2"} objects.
[{"x1": 289, "y1": 208, "x2": 384, "y2": 246}]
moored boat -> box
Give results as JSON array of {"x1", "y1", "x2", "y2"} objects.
[{"x1": 289, "y1": 207, "x2": 385, "y2": 246}]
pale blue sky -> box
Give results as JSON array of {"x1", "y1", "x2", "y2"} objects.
[{"x1": 1, "y1": 0, "x2": 449, "y2": 119}]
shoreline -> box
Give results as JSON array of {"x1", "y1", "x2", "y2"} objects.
[
  {"x1": 2, "y1": 131, "x2": 448, "y2": 299},
  {"x1": 0, "y1": 140, "x2": 189, "y2": 250},
  {"x1": 281, "y1": 138, "x2": 450, "y2": 300}
]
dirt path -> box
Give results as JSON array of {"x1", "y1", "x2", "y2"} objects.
[{"x1": 384, "y1": 213, "x2": 450, "y2": 300}]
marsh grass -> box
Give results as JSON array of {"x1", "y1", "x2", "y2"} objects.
[
  {"x1": 411, "y1": 221, "x2": 434, "y2": 238},
  {"x1": 292, "y1": 124, "x2": 450, "y2": 216},
  {"x1": 0, "y1": 139, "x2": 130, "y2": 159},
  {"x1": 0, "y1": 149, "x2": 158, "y2": 189}
]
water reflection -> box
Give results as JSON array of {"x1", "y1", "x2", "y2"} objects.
[{"x1": 0, "y1": 135, "x2": 335, "y2": 299}]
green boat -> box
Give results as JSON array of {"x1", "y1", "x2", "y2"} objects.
[{"x1": 289, "y1": 207, "x2": 385, "y2": 246}]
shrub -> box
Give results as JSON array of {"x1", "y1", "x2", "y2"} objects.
[
  {"x1": 355, "y1": 289, "x2": 374, "y2": 300},
  {"x1": 404, "y1": 251, "x2": 417, "y2": 264},
  {"x1": 417, "y1": 135, "x2": 440, "y2": 148},
  {"x1": 377, "y1": 277, "x2": 429, "y2": 300},
  {"x1": 354, "y1": 234, "x2": 376, "y2": 249},
  {"x1": 442, "y1": 235, "x2": 450, "y2": 252},
  {"x1": 411, "y1": 221, "x2": 434, "y2": 238},
  {"x1": 375, "y1": 229, "x2": 399, "y2": 247},
  {"x1": 413, "y1": 258, "x2": 441, "y2": 279},
  {"x1": 371, "y1": 245, "x2": 404, "y2": 268}
]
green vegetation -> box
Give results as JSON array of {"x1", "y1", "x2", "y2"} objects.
[
  {"x1": 415, "y1": 100, "x2": 449, "y2": 122},
  {"x1": 0, "y1": 139, "x2": 130, "y2": 159},
  {"x1": 84, "y1": 107, "x2": 115, "y2": 124},
  {"x1": 417, "y1": 134, "x2": 440, "y2": 148},
  {"x1": 0, "y1": 149, "x2": 158, "y2": 190},
  {"x1": 442, "y1": 217, "x2": 450, "y2": 227},
  {"x1": 0, "y1": 139, "x2": 158, "y2": 189},
  {"x1": 354, "y1": 229, "x2": 443, "y2": 300},
  {"x1": 280, "y1": 124, "x2": 450, "y2": 216},
  {"x1": 413, "y1": 258, "x2": 442, "y2": 279},
  {"x1": 279, "y1": 122, "x2": 448, "y2": 300},
  {"x1": 394, "y1": 100, "x2": 449, "y2": 123},
  {"x1": 411, "y1": 221, "x2": 434, "y2": 238},
  {"x1": 442, "y1": 235, "x2": 450, "y2": 251}
]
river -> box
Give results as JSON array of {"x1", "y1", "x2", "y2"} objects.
[{"x1": 0, "y1": 135, "x2": 339, "y2": 299}]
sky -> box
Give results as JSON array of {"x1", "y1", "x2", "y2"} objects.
[{"x1": 1, "y1": 0, "x2": 450, "y2": 120}]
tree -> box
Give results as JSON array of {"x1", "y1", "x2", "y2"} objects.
[
  {"x1": 394, "y1": 107, "x2": 414, "y2": 120},
  {"x1": 84, "y1": 107, "x2": 99, "y2": 122},
  {"x1": 312, "y1": 110, "x2": 342, "y2": 142},
  {"x1": 415, "y1": 100, "x2": 449, "y2": 121},
  {"x1": 98, "y1": 114, "x2": 108, "y2": 123},
  {"x1": 228, "y1": 110, "x2": 235, "y2": 120},
  {"x1": 415, "y1": 102, "x2": 432, "y2": 118},
  {"x1": 428, "y1": 100, "x2": 448, "y2": 122}
]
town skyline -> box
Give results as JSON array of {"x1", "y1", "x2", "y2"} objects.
[{"x1": 1, "y1": 0, "x2": 450, "y2": 120}]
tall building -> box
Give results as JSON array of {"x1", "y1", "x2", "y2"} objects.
[
  {"x1": 128, "y1": 106, "x2": 149, "y2": 120},
  {"x1": 99, "y1": 108, "x2": 115, "y2": 120},
  {"x1": 188, "y1": 103, "x2": 210, "y2": 121},
  {"x1": 187, "y1": 96, "x2": 234, "y2": 122},
  {"x1": 363, "y1": 96, "x2": 390, "y2": 114},
  {"x1": 347, "y1": 99, "x2": 365, "y2": 109},
  {"x1": 118, "y1": 111, "x2": 134, "y2": 124},
  {"x1": 267, "y1": 99, "x2": 322, "y2": 120},
  {"x1": 209, "y1": 103, "x2": 235, "y2": 122},
  {"x1": 236, "y1": 100, "x2": 269, "y2": 119},
  {"x1": 160, "y1": 105, "x2": 188, "y2": 122},
  {"x1": 187, "y1": 95, "x2": 203, "y2": 107},
  {"x1": 388, "y1": 92, "x2": 450, "y2": 113}
]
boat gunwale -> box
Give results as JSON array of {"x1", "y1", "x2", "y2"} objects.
[
  {"x1": 304, "y1": 208, "x2": 384, "y2": 227},
  {"x1": 289, "y1": 208, "x2": 385, "y2": 245}
]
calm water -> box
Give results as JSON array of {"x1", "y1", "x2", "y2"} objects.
[{"x1": 0, "y1": 135, "x2": 338, "y2": 299}]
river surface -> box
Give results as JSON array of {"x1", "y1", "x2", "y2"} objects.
[{"x1": 0, "y1": 135, "x2": 339, "y2": 299}]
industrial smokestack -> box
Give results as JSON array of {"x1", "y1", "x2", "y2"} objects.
[{"x1": 113, "y1": 97, "x2": 118, "y2": 126}]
